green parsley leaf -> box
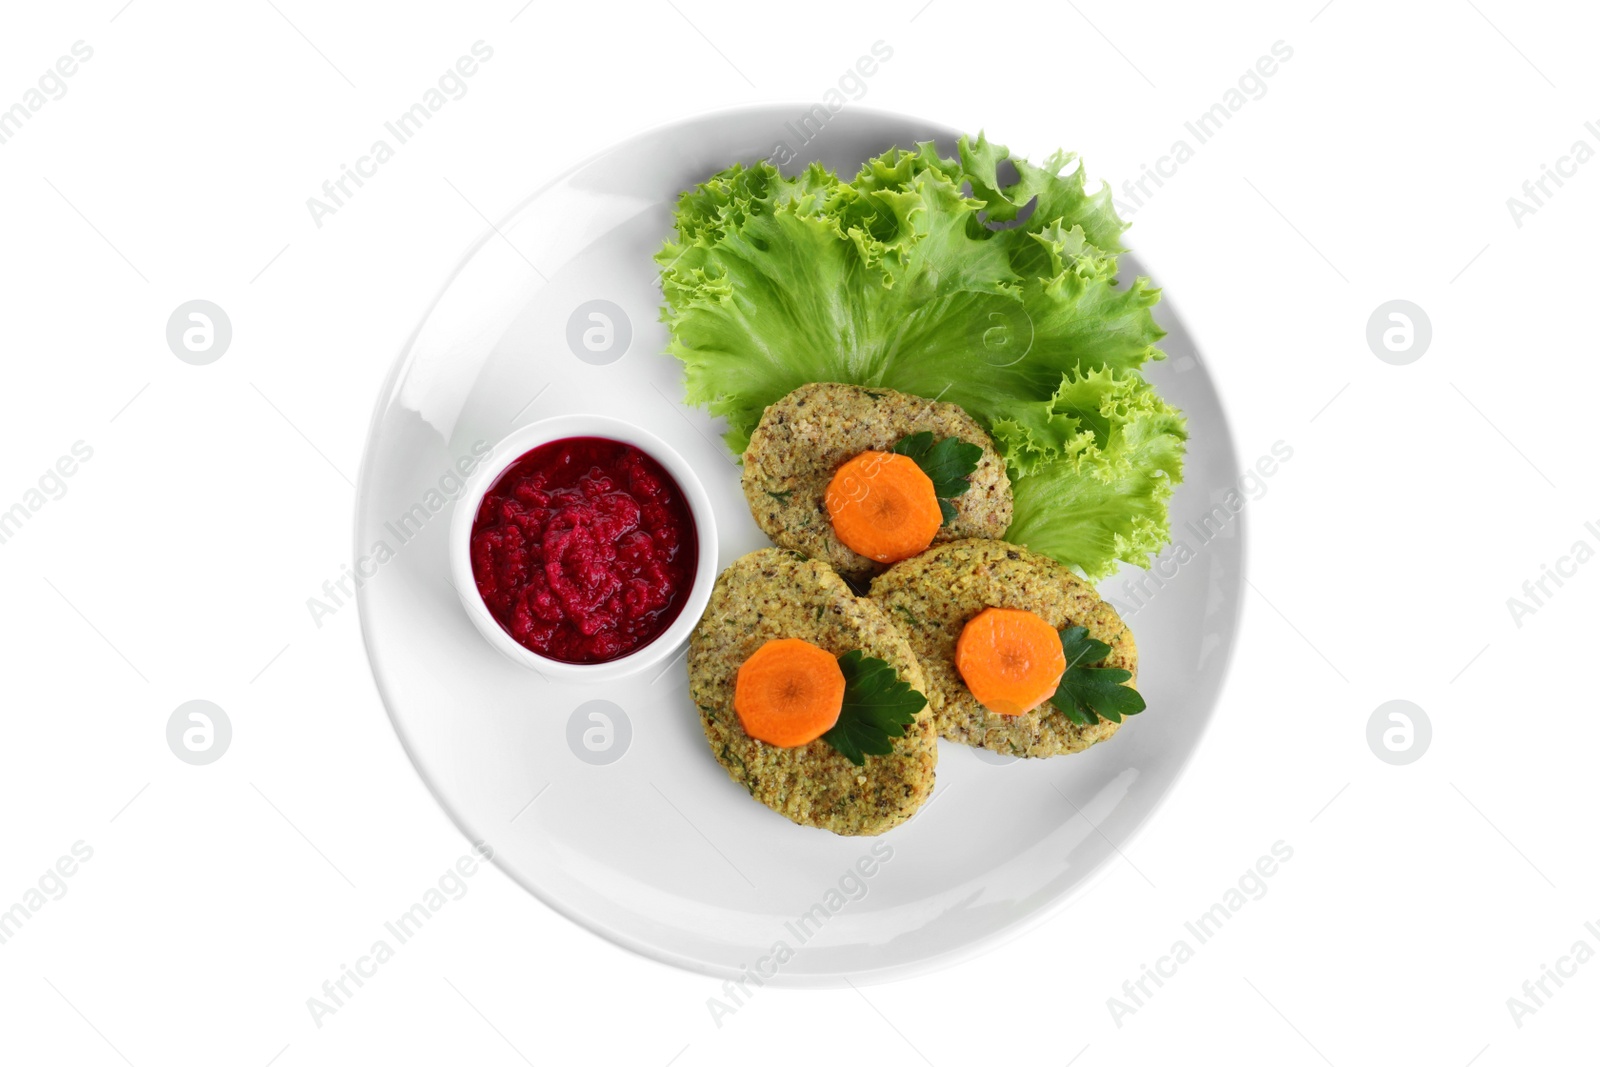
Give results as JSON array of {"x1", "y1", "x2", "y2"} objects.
[
  {"x1": 1049, "y1": 625, "x2": 1146, "y2": 726},
  {"x1": 823, "y1": 650, "x2": 928, "y2": 766},
  {"x1": 892, "y1": 431, "x2": 984, "y2": 498},
  {"x1": 765, "y1": 488, "x2": 795, "y2": 503},
  {"x1": 892, "y1": 431, "x2": 983, "y2": 526}
]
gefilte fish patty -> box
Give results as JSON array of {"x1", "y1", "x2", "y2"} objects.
[
  {"x1": 869, "y1": 539, "x2": 1138, "y2": 758},
  {"x1": 688, "y1": 548, "x2": 938, "y2": 835},
  {"x1": 741, "y1": 383, "x2": 1012, "y2": 582}
]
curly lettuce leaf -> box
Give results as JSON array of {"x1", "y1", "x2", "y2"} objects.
[
  {"x1": 657, "y1": 134, "x2": 1186, "y2": 580},
  {"x1": 655, "y1": 138, "x2": 1165, "y2": 455},
  {"x1": 998, "y1": 366, "x2": 1187, "y2": 581}
]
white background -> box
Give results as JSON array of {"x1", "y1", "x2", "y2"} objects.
[{"x1": 2, "y1": 1, "x2": 1596, "y2": 1064}]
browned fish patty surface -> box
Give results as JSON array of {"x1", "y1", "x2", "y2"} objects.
[
  {"x1": 687, "y1": 548, "x2": 938, "y2": 835},
  {"x1": 868, "y1": 539, "x2": 1138, "y2": 757},
  {"x1": 741, "y1": 383, "x2": 1012, "y2": 582}
]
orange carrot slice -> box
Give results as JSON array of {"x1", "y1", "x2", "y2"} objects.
[
  {"x1": 733, "y1": 638, "x2": 846, "y2": 747},
  {"x1": 955, "y1": 607, "x2": 1067, "y2": 716},
  {"x1": 824, "y1": 451, "x2": 942, "y2": 563}
]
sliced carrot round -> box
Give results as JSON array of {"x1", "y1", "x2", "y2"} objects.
[
  {"x1": 733, "y1": 638, "x2": 846, "y2": 747},
  {"x1": 955, "y1": 607, "x2": 1067, "y2": 716},
  {"x1": 824, "y1": 451, "x2": 942, "y2": 564}
]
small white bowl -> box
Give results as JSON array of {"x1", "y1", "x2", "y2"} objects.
[{"x1": 449, "y1": 414, "x2": 718, "y2": 683}]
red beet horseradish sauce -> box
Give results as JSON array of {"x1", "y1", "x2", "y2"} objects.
[{"x1": 469, "y1": 437, "x2": 698, "y2": 664}]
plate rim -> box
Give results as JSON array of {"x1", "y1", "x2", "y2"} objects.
[{"x1": 352, "y1": 102, "x2": 1250, "y2": 986}]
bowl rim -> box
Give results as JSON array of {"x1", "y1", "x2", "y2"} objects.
[{"x1": 447, "y1": 413, "x2": 719, "y2": 683}]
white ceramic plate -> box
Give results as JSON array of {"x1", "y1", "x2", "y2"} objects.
[{"x1": 354, "y1": 105, "x2": 1244, "y2": 986}]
